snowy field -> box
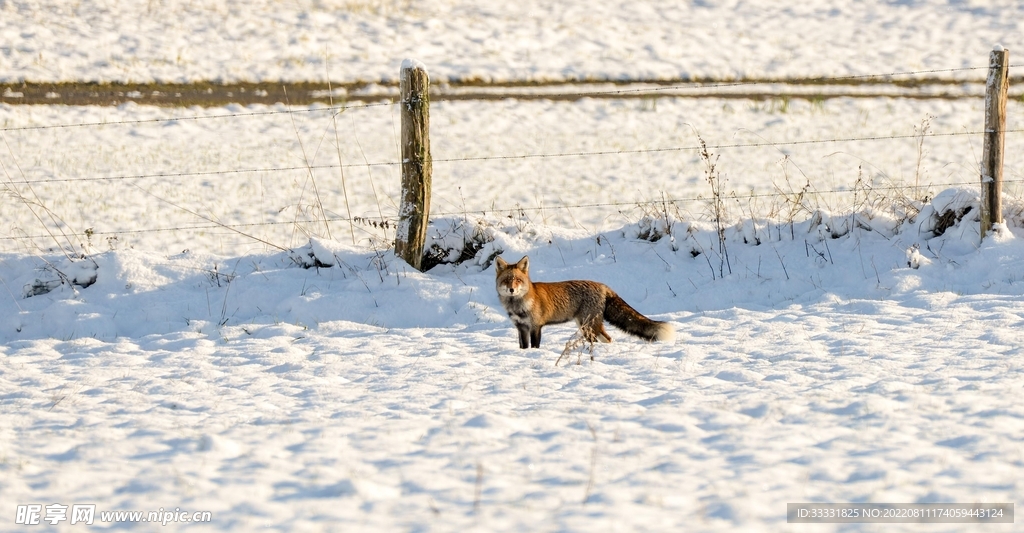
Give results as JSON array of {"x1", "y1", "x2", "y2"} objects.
[
  {"x1": 2, "y1": 1, "x2": 1024, "y2": 531},
  {"x1": 3, "y1": 96, "x2": 1024, "y2": 256},
  {"x1": 1, "y1": 0, "x2": 1023, "y2": 83},
  {"x1": 3, "y1": 211, "x2": 1024, "y2": 531}
]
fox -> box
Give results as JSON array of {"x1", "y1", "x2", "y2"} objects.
[{"x1": 494, "y1": 255, "x2": 675, "y2": 349}]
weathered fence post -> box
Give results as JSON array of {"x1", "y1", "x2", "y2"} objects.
[
  {"x1": 395, "y1": 59, "x2": 432, "y2": 270},
  {"x1": 981, "y1": 47, "x2": 1009, "y2": 241}
]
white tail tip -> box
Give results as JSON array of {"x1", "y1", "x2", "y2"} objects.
[{"x1": 655, "y1": 323, "x2": 676, "y2": 343}]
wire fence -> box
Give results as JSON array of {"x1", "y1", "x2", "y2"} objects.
[
  {"x1": 13, "y1": 177, "x2": 1024, "y2": 243},
  {"x1": 1, "y1": 64, "x2": 1021, "y2": 252},
  {"x1": 5, "y1": 127, "x2": 1022, "y2": 187},
  {"x1": 0, "y1": 102, "x2": 394, "y2": 132},
  {"x1": 4, "y1": 64, "x2": 1023, "y2": 126}
]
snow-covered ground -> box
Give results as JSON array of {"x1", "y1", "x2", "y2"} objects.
[
  {"x1": 1, "y1": 0, "x2": 1023, "y2": 84},
  {"x1": 3, "y1": 206, "x2": 1024, "y2": 531},
  {"x1": 2, "y1": 1, "x2": 1024, "y2": 531}
]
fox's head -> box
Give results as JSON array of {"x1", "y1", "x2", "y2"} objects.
[{"x1": 495, "y1": 256, "x2": 530, "y2": 297}]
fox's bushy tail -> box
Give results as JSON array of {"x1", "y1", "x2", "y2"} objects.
[{"x1": 603, "y1": 294, "x2": 675, "y2": 343}]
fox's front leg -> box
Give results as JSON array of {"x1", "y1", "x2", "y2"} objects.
[
  {"x1": 530, "y1": 327, "x2": 542, "y2": 348},
  {"x1": 516, "y1": 324, "x2": 531, "y2": 349}
]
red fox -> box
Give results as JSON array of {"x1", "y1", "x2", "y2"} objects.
[{"x1": 494, "y1": 255, "x2": 675, "y2": 349}]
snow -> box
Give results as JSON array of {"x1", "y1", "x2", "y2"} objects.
[
  {"x1": 1, "y1": 0, "x2": 1024, "y2": 84},
  {"x1": 4, "y1": 97, "x2": 1022, "y2": 256},
  {"x1": 3, "y1": 205, "x2": 1024, "y2": 530},
  {"x1": 2, "y1": 1, "x2": 1024, "y2": 531},
  {"x1": 401, "y1": 58, "x2": 428, "y2": 72}
]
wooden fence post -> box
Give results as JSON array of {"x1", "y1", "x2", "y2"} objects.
[
  {"x1": 395, "y1": 59, "x2": 432, "y2": 270},
  {"x1": 981, "y1": 47, "x2": 1009, "y2": 241}
]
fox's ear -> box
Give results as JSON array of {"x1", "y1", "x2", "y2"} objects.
[
  {"x1": 495, "y1": 256, "x2": 508, "y2": 272},
  {"x1": 516, "y1": 256, "x2": 529, "y2": 273}
]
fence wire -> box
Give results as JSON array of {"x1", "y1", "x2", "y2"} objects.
[
  {"x1": 1, "y1": 63, "x2": 1019, "y2": 132},
  {"x1": 0, "y1": 102, "x2": 392, "y2": 132},
  {"x1": 8, "y1": 178, "x2": 1024, "y2": 243},
  {"x1": 3, "y1": 128, "x2": 1022, "y2": 187},
  {"x1": 575, "y1": 64, "x2": 1024, "y2": 98},
  {"x1": 1, "y1": 62, "x2": 1020, "y2": 249}
]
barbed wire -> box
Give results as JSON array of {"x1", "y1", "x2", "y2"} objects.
[
  {"x1": 429, "y1": 128, "x2": 1022, "y2": 166},
  {"x1": 5, "y1": 164, "x2": 335, "y2": 185},
  {"x1": 9, "y1": 178, "x2": 1023, "y2": 242},
  {"x1": 0, "y1": 101, "x2": 395, "y2": 132},
  {"x1": 0, "y1": 217, "x2": 382, "y2": 241},
  {"x1": 2, "y1": 61, "x2": 1020, "y2": 247},
  {"x1": 1, "y1": 63, "x2": 1018, "y2": 132},
  {"x1": 4, "y1": 127, "x2": 1022, "y2": 186},
  {"x1": 430, "y1": 179, "x2": 1001, "y2": 217},
  {"x1": 573, "y1": 64, "x2": 1024, "y2": 98}
]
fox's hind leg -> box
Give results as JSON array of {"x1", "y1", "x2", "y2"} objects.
[
  {"x1": 579, "y1": 315, "x2": 612, "y2": 343},
  {"x1": 594, "y1": 323, "x2": 612, "y2": 343}
]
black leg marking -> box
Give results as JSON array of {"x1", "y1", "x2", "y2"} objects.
[{"x1": 517, "y1": 325, "x2": 530, "y2": 349}]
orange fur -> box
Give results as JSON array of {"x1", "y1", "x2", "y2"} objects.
[{"x1": 495, "y1": 255, "x2": 675, "y2": 349}]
